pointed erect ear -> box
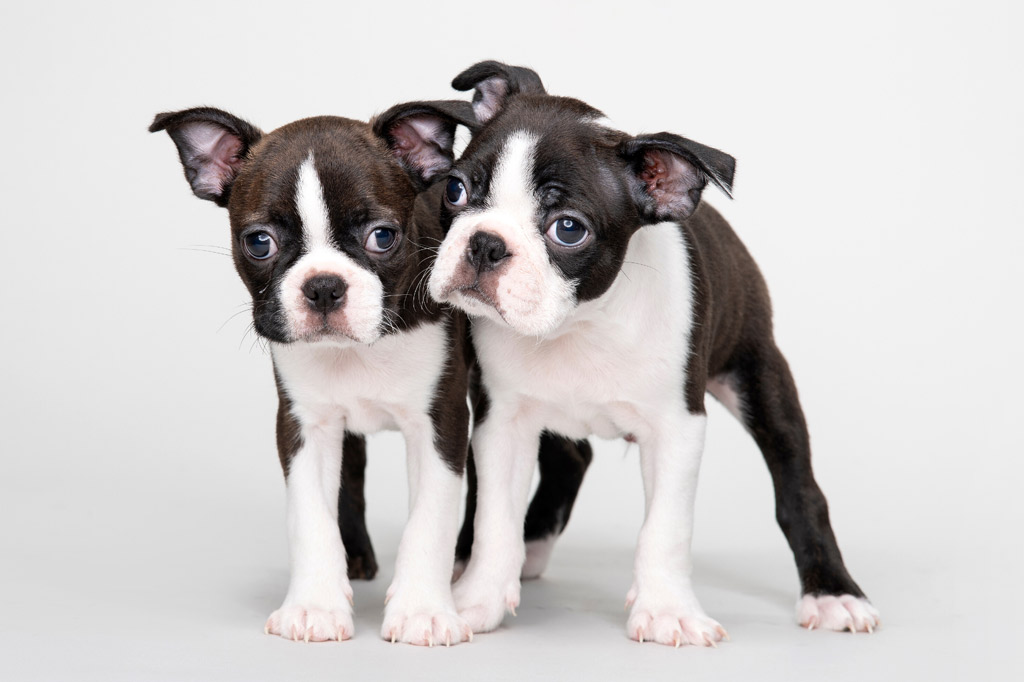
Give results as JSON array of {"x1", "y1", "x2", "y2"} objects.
[
  {"x1": 619, "y1": 133, "x2": 736, "y2": 222},
  {"x1": 372, "y1": 100, "x2": 477, "y2": 188},
  {"x1": 149, "y1": 107, "x2": 263, "y2": 207},
  {"x1": 451, "y1": 60, "x2": 546, "y2": 125}
]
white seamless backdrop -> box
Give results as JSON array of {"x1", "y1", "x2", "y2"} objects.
[{"x1": 1, "y1": 1, "x2": 1021, "y2": 681}]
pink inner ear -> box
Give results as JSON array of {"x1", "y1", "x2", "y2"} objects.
[
  {"x1": 182, "y1": 122, "x2": 244, "y2": 196},
  {"x1": 388, "y1": 116, "x2": 452, "y2": 179},
  {"x1": 640, "y1": 149, "x2": 702, "y2": 216},
  {"x1": 640, "y1": 149, "x2": 671, "y2": 195},
  {"x1": 213, "y1": 133, "x2": 244, "y2": 172},
  {"x1": 473, "y1": 77, "x2": 508, "y2": 124}
]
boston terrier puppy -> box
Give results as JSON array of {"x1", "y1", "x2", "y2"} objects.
[
  {"x1": 388, "y1": 61, "x2": 880, "y2": 645},
  {"x1": 150, "y1": 103, "x2": 485, "y2": 645}
]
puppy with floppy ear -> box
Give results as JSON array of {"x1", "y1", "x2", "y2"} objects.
[
  {"x1": 413, "y1": 61, "x2": 878, "y2": 644},
  {"x1": 151, "y1": 101, "x2": 488, "y2": 645}
]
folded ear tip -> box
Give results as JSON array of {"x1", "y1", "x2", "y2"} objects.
[
  {"x1": 451, "y1": 73, "x2": 474, "y2": 91},
  {"x1": 451, "y1": 60, "x2": 497, "y2": 90},
  {"x1": 451, "y1": 60, "x2": 544, "y2": 93},
  {"x1": 148, "y1": 112, "x2": 172, "y2": 133},
  {"x1": 707, "y1": 172, "x2": 734, "y2": 200},
  {"x1": 717, "y1": 158, "x2": 737, "y2": 197}
]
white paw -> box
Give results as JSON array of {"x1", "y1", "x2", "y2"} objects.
[
  {"x1": 381, "y1": 600, "x2": 473, "y2": 646},
  {"x1": 265, "y1": 604, "x2": 353, "y2": 642},
  {"x1": 797, "y1": 594, "x2": 880, "y2": 633},
  {"x1": 521, "y1": 535, "x2": 556, "y2": 580},
  {"x1": 626, "y1": 587, "x2": 727, "y2": 648},
  {"x1": 453, "y1": 575, "x2": 521, "y2": 633}
]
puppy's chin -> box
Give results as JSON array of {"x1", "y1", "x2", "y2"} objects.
[
  {"x1": 296, "y1": 326, "x2": 379, "y2": 347},
  {"x1": 501, "y1": 309, "x2": 572, "y2": 338},
  {"x1": 449, "y1": 288, "x2": 572, "y2": 338},
  {"x1": 447, "y1": 288, "x2": 507, "y2": 324},
  {"x1": 269, "y1": 317, "x2": 382, "y2": 347}
]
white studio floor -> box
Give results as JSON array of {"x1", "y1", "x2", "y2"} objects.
[{"x1": 3, "y1": 425, "x2": 1020, "y2": 682}]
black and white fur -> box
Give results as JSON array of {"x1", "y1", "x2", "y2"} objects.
[
  {"x1": 385, "y1": 61, "x2": 879, "y2": 645},
  {"x1": 150, "y1": 103, "x2": 483, "y2": 645}
]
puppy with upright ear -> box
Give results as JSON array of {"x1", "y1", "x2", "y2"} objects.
[
  {"x1": 429, "y1": 61, "x2": 878, "y2": 644},
  {"x1": 372, "y1": 100, "x2": 477, "y2": 187},
  {"x1": 149, "y1": 108, "x2": 263, "y2": 206},
  {"x1": 151, "y1": 102, "x2": 487, "y2": 645},
  {"x1": 150, "y1": 107, "x2": 379, "y2": 580}
]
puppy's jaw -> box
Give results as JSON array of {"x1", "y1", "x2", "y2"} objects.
[
  {"x1": 277, "y1": 156, "x2": 385, "y2": 345},
  {"x1": 428, "y1": 131, "x2": 577, "y2": 337}
]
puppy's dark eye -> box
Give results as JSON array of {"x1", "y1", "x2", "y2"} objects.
[
  {"x1": 545, "y1": 218, "x2": 589, "y2": 247},
  {"x1": 445, "y1": 177, "x2": 468, "y2": 206},
  {"x1": 242, "y1": 231, "x2": 278, "y2": 260},
  {"x1": 365, "y1": 227, "x2": 399, "y2": 253}
]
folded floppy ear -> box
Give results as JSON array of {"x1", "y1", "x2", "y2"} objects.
[
  {"x1": 149, "y1": 107, "x2": 263, "y2": 207},
  {"x1": 451, "y1": 60, "x2": 546, "y2": 125},
  {"x1": 372, "y1": 100, "x2": 477, "y2": 188},
  {"x1": 620, "y1": 133, "x2": 735, "y2": 222}
]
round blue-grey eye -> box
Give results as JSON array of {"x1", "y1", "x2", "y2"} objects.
[
  {"x1": 546, "y1": 217, "x2": 588, "y2": 247},
  {"x1": 243, "y1": 231, "x2": 278, "y2": 260},
  {"x1": 445, "y1": 177, "x2": 468, "y2": 206},
  {"x1": 365, "y1": 227, "x2": 398, "y2": 253}
]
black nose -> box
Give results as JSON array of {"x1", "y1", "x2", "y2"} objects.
[
  {"x1": 301, "y1": 274, "x2": 346, "y2": 314},
  {"x1": 467, "y1": 231, "x2": 510, "y2": 272}
]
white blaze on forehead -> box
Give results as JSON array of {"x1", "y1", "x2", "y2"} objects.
[
  {"x1": 484, "y1": 130, "x2": 577, "y2": 335},
  {"x1": 295, "y1": 154, "x2": 334, "y2": 249},
  {"x1": 488, "y1": 131, "x2": 539, "y2": 222},
  {"x1": 279, "y1": 153, "x2": 385, "y2": 343}
]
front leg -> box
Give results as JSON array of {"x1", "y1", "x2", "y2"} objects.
[
  {"x1": 265, "y1": 404, "x2": 354, "y2": 642},
  {"x1": 381, "y1": 417, "x2": 473, "y2": 646},
  {"x1": 453, "y1": 405, "x2": 540, "y2": 633},
  {"x1": 626, "y1": 411, "x2": 727, "y2": 648}
]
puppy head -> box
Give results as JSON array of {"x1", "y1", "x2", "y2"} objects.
[
  {"x1": 416, "y1": 61, "x2": 735, "y2": 337},
  {"x1": 150, "y1": 103, "x2": 473, "y2": 345}
]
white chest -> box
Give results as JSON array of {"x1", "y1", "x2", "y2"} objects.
[{"x1": 271, "y1": 321, "x2": 448, "y2": 434}]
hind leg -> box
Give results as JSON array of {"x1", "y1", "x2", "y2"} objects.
[
  {"x1": 455, "y1": 434, "x2": 593, "y2": 581},
  {"x1": 338, "y1": 432, "x2": 378, "y2": 580},
  {"x1": 712, "y1": 343, "x2": 879, "y2": 632},
  {"x1": 521, "y1": 432, "x2": 593, "y2": 579},
  {"x1": 453, "y1": 449, "x2": 477, "y2": 580}
]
